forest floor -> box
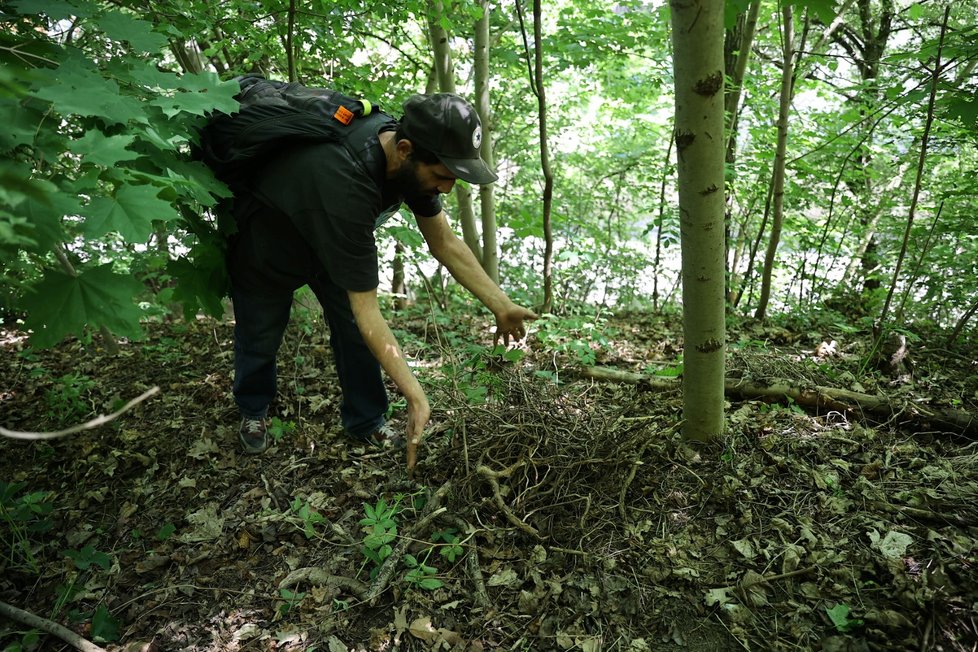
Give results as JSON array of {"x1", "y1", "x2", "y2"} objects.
[{"x1": 1, "y1": 298, "x2": 977, "y2": 652}]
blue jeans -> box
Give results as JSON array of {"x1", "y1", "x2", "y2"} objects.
[{"x1": 230, "y1": 271, "x2": 388, "y2": 438}]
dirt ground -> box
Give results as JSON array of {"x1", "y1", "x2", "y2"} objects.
[{"x1": 1, "y1": 305, "x2": 976, "y2": 651}]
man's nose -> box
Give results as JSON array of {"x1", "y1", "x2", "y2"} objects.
[{"x1": 436, "y1": 179, "x2": 456, "y2": 194}]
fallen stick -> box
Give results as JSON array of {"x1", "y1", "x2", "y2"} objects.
[
  {"x1": 440, "y1": 515, "x2": 491, "y2": 609},
  {"x1": 277, "y1": 568, "x2": 368, "y2": 600},
  {"x1": 476, "y1": 465, "x2": 542, "y2": 539},
  {"x1": 0, "y1": 601, "x2": 106, "y2": 652},
  {"x1": 0, "y1": 387, "x2": 160, "y2": 440},
  {"x1": 582, "y1": 367, "x2": 977, "y2": 436}
]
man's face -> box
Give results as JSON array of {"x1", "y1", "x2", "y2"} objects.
[{"x1": 392, "y1": 156, "x2": 457, "y2": 203}]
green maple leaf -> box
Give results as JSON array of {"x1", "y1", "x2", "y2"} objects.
[
  {"x1": 22, "y1": 191, "x2": 75, "y2": 252},
  {"x1": 69, "y1": 129, "x2": 143, "y2": 168},
  {"x1": 167, "y1": 245, "x2": 228, "y2": 319},
  {"x1": 790, "y1": 0, "x2": 837, "y2": 24},
  {"x1": 0, "y1": 101, "x2": 42, "y2": 150},
  {"x1": 83, "y1": 184, "x2": 179, "y2": 241},
  {"x1": 945, "y1": 93, "x2": 978, "y2": 128},
  {"x1": 10, "y1": 0, "x2": 93, "y2": 19},
  {"x1": 150, "y1": 75, "x2": 240, "y2": 118},
  {"x1": 0, "y1": 211, "x2": 38, "y2": 248},
  {"x1": 32, "y1": 55, "x2": 145, "y2": 126},
  {"x1": 22, "y1": 264, "x2": 144, "y2": 347},
  {"x1": 95, "y1": 11, "x2": 167, "y2": 53}
]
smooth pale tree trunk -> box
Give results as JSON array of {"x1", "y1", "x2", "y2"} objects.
[
  {"x1": 724, "y1": 0, "x2": 760, "y2": 161},
  {"x1": 474, "y1": 0, "x2": 499, "y2": 283},
  {"x1": 426, "y1": 0, "x2": 483, "y2": 264},
  {"x1": 754, "y1": 4, "x2": 794, "y2": 320},
  {"x1": 723, "y1": 0, "x2": 760, "y2": 302},
  {"x1": 531, "y1": 0, "x2": 554, "y2": 314},
  {"x1": 670, "y1": 0, "x2": 726, "y2": 442}
]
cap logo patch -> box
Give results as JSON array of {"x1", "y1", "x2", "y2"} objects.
[{"x1": 472, "y1": 125, "x2": 483, "y2": 149}]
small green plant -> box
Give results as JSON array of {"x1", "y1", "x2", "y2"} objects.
[
  {"x1": 431, "y1": 528, "x2": 464, "y2": 563},
  {"x1": 2, "y1": 628, "x2": 41, "y2": 651},
  {"x1": 289, "y1": 498, "x2": 326, "y2": 539},
  {"x1": 1, "y1": 482, "x2": 54, "y2": 574},
  {"x1": 44, "y1": 373, "x2": 96, "y2": 425},
  {"x1": 646, "y1": 357, "x2": 683, "y2": 377},
  {"x1": 267, "y1": 417, "x2": 297, "y2": 443},
  {"x1": 533, "y1": 312, "x2": 610, "y2": 367},
  {"x1": 156, "y1": 523, "x2": 176, "y2": 542},
  {"x1": 825, "y1": 603, "x2": 863, "y2": 633},
  {"x1": 63, "y1": 545, "x2": 111, "y2": 571},
  {"x1": 90, "y1": 605, "x2": 120, "y2": 643},
  {"x1": 360, "y1": 497, "x2": 400, "y2": 579},
  {"x1": 403, "y1": 552, "x2": 442, "y2": 590},
  {"x1": 277, "y1": 588, "x2": 306, "y2": 617}
]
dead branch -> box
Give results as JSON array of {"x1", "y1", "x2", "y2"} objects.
[
  {"x1": 0, "y1": 600, "x2": 106, "y2": 652},
  {"x1": 0, "y1": 387, "x2": 160, "y2": 440},
  {"x1": 476, "y1": 464, "x2": 542, "y2": 539},
  {"x1": 277, "y1": 568, "x2": 368, "y2": 600},
  {"x1": 582, "y1": 367, "x2": 977, "y2": 436}
]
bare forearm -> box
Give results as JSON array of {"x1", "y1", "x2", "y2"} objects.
[
  {"x1": 347, "y1": 290, "x2": 424, "y2": 402},
  {"x1": 431, "y1": 236, "x2": 513, "y2": 313}
]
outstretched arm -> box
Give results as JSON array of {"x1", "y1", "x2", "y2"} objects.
[
  {"x1": 416, "y1": 211, "x2": 538, "y2": 344},
  {"x1": 347, "y1": 288, "x2": 429, "y2": 471}
]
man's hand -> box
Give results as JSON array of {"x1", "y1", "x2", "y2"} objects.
[
  {"x1": 405, "y1": 394, "x2": 430, "y2": 472},
  {"x1": 494, "y1": 303, "x2": 539, "y2": 347}
]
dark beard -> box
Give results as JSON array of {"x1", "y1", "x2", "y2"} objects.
[{"x1": 390, "y1": 158, "x2": 429, "y2": 205}]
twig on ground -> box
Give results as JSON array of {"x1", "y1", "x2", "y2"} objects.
[
  {"x1": 0, "y1": 601, "x2": 106, "y2": 652},
  {"x1": 0, "y1": 387, "x2": 160, "y2": 440},
  {"x1": 476, "y1": 464, "x2": 542, "y2": 539},
  {"x1": 277, "y1": 568, "x2": 368, "y2": 600},
  {"x1": 441, "y1": 514, "x2": 491, "y2": 609}
]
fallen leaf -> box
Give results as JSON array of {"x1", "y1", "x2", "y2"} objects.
[
  {"x1": 409, "y1": 616, "x2": 436, "y2": 642},
  {"x1": 179, "y1": 503, "x2": 225, "y2": 543},
  {"x1": 188, "y1": 437, "x2": 219, "y2": 459},
  {"x1": 487, "y1": 568, "x2": 521, "y2": 587}
]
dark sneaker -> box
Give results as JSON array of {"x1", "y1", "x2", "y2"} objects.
[
  {"x1": 239, "y1": 417, "x2": 268, "y2": 454},
  {"x1": 345, "y1": 423, "x2": 405, "y2": 449}
]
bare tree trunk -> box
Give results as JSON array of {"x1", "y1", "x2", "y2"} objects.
[
  {"x1": 531, "y1": 0, "x2": 554, "y2": 313},
  {"x1": 754, "y1": 4, "x2": 794, "y2": 320},
  {"x1": 516, "y1": 0, "x2": 554, "y2": 313},
  {"x1": 879, "y1": 6, "x2": 948, "y2": 327},
  {"x1": 474, "y1": 0, "x2": 499, "y2": 283},
  {"x1": 723, "y1": 0, "x2": 760, "y2": 303},
  {"x1": 948, "y1": 295, "x2": 978, "y2": 347},
  {"x1": 426, "y1": 0, "x2": 483, "y2": 264},
  {"x1": 671, "y1": 0, "x2": 726, "y2": 442},
  {"x1": 896, "y1": 200, "x2": 942, "y2": 322},
  {"x1": 724, "y1": 0, "x2": 761, "y2": 158},
  {"x1": 286, "y1": 0, "x2": 297, "y2": 82},
  {"x1": 652, "y1": 134, "x2": 674, "y2": 312}
]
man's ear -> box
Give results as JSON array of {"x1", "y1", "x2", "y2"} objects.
[{"x1": 395, "y1": 138, "x2": 413, "y2": 161}]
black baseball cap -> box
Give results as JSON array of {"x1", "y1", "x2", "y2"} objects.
[{"x1": 399, "y1": 93, "x2": 498, "y2": 185}]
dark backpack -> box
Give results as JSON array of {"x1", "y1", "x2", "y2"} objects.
[{"x1": 195, "y1": 75, "x2": 382, "y2": 191}]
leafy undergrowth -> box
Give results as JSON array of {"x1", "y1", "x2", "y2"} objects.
[{"x1": 1, "y1": 303, "x2": 977, "y2": 651}]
